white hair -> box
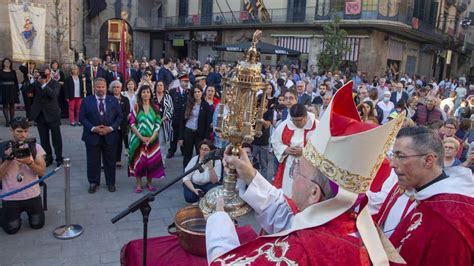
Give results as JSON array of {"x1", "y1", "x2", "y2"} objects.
[{"x1": 108, "y1": 80, "x2": 122, "y2": 93}]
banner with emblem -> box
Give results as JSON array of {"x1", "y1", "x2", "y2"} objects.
[{"x1": 8, "y1": 3, "x2": 46, "y2": 62}]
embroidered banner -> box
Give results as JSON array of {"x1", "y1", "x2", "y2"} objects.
[
  {"x1": 8, "y1": 4, "x2": 46, "y2": 62},
  {"x1": 345, "y1": 0, "x2": 362, "y2": 16}
]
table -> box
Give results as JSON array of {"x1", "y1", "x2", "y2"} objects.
[{"x1": 121, "y1": 225, "x2": 257, "y2": 266}]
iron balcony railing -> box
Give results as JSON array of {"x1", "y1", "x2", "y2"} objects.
[{"x1": 134, "y1": 2, "x2": 443, "y2": 37}]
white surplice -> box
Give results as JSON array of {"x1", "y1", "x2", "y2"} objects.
[
  {"x1": 369, "y1": 166, "x2": 474, "y2": 237},
  {"x1": 270, "y1": 112, "x2": 316, "y2": 197}
]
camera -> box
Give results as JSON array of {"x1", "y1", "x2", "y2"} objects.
[{"x1": 3, "y1": 138, "x2": 36, "y2": 160}]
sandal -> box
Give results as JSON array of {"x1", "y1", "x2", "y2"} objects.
[
  {"x1": 134, "y1": 187, "x2": 142, "y2": 193},
  {"x1": 146, "y1": 184, "x2": 157, "y2": 192}
]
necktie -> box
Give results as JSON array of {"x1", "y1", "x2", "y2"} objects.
[
  {"x1": 99, "y1": 98, "x2": 105, "y2": 116},
  {"x1": 93, "y1": 67, "x2": 97, "y2": 78},
  {"x1": 114, "y1": 72, "x2": 117, "y2": 80}
]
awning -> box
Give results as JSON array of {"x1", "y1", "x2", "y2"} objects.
[
  {"x1": 213, "y1": 41, "x2": 301, "y2": 56},
  {"x1": 320, "y1": 37, "x2": 361, "y2": 62},
  {"x1": 276, "y1": 36, "x2": 310, "y2": 54}
]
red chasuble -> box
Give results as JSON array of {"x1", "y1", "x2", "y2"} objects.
[
  {"x1": 211, "y1": 213, "x2": 370, "y2": 265},
  {"x1": 376, "y1": 188, "x2": 474, "y2": 266}
]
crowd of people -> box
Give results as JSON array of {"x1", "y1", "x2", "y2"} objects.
[{"x1": 0, "y1": 53, "x2": 473, "y2": 266}]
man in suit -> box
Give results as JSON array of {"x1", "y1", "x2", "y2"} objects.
[
  {"x1": 83, "y1": 57, "x2": 107, "y2": 96},
  {"x1": 125, "y1": 60, "x2": 138, "y2": 83},
  {"x1": 167, "y1": 73, "x2": 189, "y2": 158},
  {"x1": 30, "y1": 73, "x2": 63, "y2": 167},
  {"x1": 390, "y1": 82, "x2": 409, "y2": 106},
  {"x1": 295, "y1": 81, "x2": 312, "y2": 106},
  {"x1": 79, "y1": 78, "x2": 123, "y2": 193},
  {"x1": 106, "y1": 63, "x2": 124, "y2": 85},
  {"x1": 157, "y1": 58, "x2": 175, "y2": 88}
]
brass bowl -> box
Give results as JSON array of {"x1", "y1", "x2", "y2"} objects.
[{"x1": 168, "y1": 205, "x2": 207, "y2": 257}]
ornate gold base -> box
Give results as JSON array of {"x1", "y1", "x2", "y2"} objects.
[{"x1": 199, "y1": 185, "x2": 253, "y2": 219}]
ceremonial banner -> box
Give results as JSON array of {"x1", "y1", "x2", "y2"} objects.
[
  {"x1": 119, "y1": 21, "x2": 127, "y2": 81},
  {"x1": 345, "y1": 0, "x2": 362, "y2": 16},
  {"x1": 9, "y1": 4, "x2": 46, "y2": 62}
]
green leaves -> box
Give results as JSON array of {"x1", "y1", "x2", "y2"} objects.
[{"x1": 317, "y1": 16, "x2": 351, "y2": 72}]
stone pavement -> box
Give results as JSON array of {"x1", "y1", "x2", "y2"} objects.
[{"x1": 0, "y1": 114, "x2": 262, "y2": 266}]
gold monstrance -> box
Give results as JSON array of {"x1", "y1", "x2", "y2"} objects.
[{"x1": 199, "y1": 30, "x2": 268, "y2": 218}]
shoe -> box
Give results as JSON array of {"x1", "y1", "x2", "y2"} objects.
[
  {"x1": 166, "y1": 152, "x2": 174, "y2": 159},
  {"x1": 108, "y1": 185, "x2": 116, "y2": 192},
  {"x1": 45, "y1": 159, "x2": 53, "y2": 167},
  {"x1": 5, "y1": 121, "x2": 10, "y2": 127},
  {"x1": 116, "y1": 162, "x2": 122, "y2": 168},
  {"x1": 70, "y1": 122, "x2": 76, "y2": 126},
  {"x1": 134, "y1": 186, "x2": 142, "y2": 193},
  {"x1": 77, "y1": 122, "x2": 82, "y2": 126},
  {"x1": 88, "y1": 184, "x2": 97, "y2": 194},
  {"x1": 56, "y1": 159, "x2": 64, "y2": 167},
  {"x1": 146, "y1": 184, "x2": 157, "y2": 192}
]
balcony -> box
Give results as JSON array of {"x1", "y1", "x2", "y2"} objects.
[{"x1": 134, "y1": 1, "x2": 443, "y2": 42}]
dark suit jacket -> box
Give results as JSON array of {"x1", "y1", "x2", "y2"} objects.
[
  {"x1": 106, "y1": 71, "x2": 124, "y2": 85},
  {"x1": 157, "y1": 67, "x2": 174, "y2": 88},
  {"x1": 169, "y1": 87, "x2": 188, "y2": 123},
  {"x1": 117, "y1": 95, "x2": 130, "y2": 130},
  {"x1": 64, "y1": 75, "x2": 85, "y2": 99},
  {"x1": 30, "y1": 82, "x2": 61, "y2": 123},
  {"x1": 83, "y1": 66, "x2": 108, "y2": 95},
  {"x1": 47, "y1": 79, "x2": 61, "y2": 96},
  {"x1": 79, "y1": 95, "x2": 123, "y2": 145},
  {"x1": 390, "y1": 91, "x2": 409, "y2": 105},
  {"x1": 125, "y1": 68, "x2": 138, "y2": 83},
  {"x1": 179, "y1": 101, "x2": 212, "y2": 140},
  {"x1": 298, "y1": 93, "x2": 312, "y2": 106}
]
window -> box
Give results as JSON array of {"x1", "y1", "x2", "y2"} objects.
[
  {"x1": 362, "y1": 0, "x2": 377, "y2": 11},
  {"x1": 315, "y1": 0, "x2": 330, "y2": 20},
  {"x1": 287, "y1": 0, "x2": 307, "y2": 22}
]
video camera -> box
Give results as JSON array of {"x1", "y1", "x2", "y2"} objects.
[{"x1": 2, "y1": 138, "x2": 36, "y2": 160}]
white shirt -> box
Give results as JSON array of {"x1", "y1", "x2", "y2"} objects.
[
  {"x1": 73, "y1": 77, "x2": 80, "y2": 97},
  {"x1": 183, "y1": 155, "x2": 222, "y2": 185}
]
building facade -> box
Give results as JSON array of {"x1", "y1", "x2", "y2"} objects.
[
  {"x1": 141, "y1": 0, "x2": 472, "y2": 80},
  {"x1": 1, "y1": 0, "x2": 471, "y2": 81}
]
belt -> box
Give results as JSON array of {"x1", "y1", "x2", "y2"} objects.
[{"x1": 185, "y1": 127, "x2": 198, "y2": 132}]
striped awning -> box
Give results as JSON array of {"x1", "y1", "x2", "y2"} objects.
[
  {"x1": 321, "y1": 37, "x2": 361, "y2": 62},
  {"x1": 276, "y1": 36, "x2": 310, "y2": 54}
]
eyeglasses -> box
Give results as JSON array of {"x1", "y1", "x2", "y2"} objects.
[
  {"x1": 390, "y1": 153, "x2": 430, "y2": 161},
  {"x1": 200, "y1": 147, "x2": 211, "y2": 151},
  {"x1": 289, "y1": 160, "x2": 326, "y2": 197}
]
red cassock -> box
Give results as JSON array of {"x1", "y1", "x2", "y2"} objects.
[
  {"x1": 273, "y1": 122, "x2": 316, "y2": 213},
  {"x1": 211, "y1": 213, "x2": 371, "y2": 265},
  {"x1": 375, "y1": 187, "x2": 474, "y2": 266}
]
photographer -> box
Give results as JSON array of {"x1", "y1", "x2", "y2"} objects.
[{"x1": 0, "y1": 117, "x2": 46, "y2": 234}]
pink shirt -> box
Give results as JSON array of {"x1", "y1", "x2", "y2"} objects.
[{"x1": 1, "y1": 144, "x2": 45, "y2": 201}]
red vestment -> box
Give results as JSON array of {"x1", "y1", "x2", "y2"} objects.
[
  {"x1": 376, "y1": 185, "x2": 474, "y2": 265},
  {"x1": 211, "y1": 213, "x2": 370, "y2": 265},
  {"x1": 273, "y1": 122, "x2": 316, "y2": 213}
]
